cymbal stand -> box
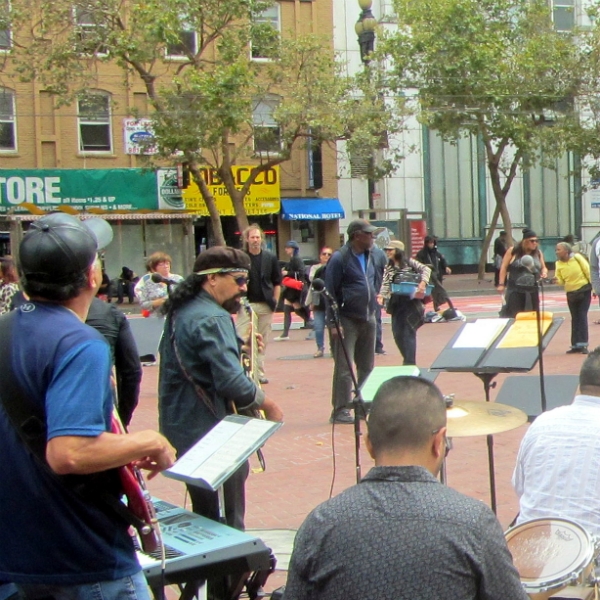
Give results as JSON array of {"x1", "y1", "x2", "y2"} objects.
[{"x1": 474, "y1": 372, "x2": 499, "y2": 514}]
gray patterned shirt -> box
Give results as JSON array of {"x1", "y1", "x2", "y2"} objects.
[{"x1": 284, "y1": 466, "x2": 527, "y2": 600}]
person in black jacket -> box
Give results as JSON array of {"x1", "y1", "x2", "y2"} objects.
[
  {"x1": 236, "y1": 224, "x2": 281, "y2": 384},
  {"x1": 493, "y1": 231, "x2": 508, "y2": 287},
  {"x1": 325, "y1": 219, "x2": 382, "y2": 424},
  {"x1": 415, "y1": 236, "x2": 451, "y2": 312},
  {"x1": 86, "y1": 297, "x2": 143, "y2": 426},
  {"x1": 274, "y1": 240, "x2": 311, "y2": 341}
]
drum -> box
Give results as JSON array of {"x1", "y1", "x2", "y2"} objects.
[{"x1": 505, "y1": 518, "x2": 596, "y2": 600}]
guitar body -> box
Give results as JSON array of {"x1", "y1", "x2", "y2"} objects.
[{"x1": 111, "y1": 415, "x2": 160, "y2": 553}]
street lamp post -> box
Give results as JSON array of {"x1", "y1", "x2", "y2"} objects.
[{"x1": 355, "y1": 0, "x2": 377, "y2": 218}]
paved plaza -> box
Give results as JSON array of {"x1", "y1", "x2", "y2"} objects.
[{"x1": 129, "y1": 282, "x2": 600, "y2": 596}]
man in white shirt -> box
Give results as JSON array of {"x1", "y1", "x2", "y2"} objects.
[{"x1": 513, "y1": 348, "x2": 600, "y2": 536}]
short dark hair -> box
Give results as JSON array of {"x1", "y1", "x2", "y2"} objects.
[
  {"x1": 367, "y1": 376, "x2": 446, "y2": 455},
  {"x1": 21, "y1": 269, "x2": 89, "y2": 302},
  {"x1": 579, "y1": 347, "x2": 600, "y2": 391}
]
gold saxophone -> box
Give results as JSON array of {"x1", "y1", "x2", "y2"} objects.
[
  {"x1": 240, "y1": 297, "x2": 261, "y2": 389},
  {"x1": 235, "y1": 297, "x2": 266, "y2": 471}
]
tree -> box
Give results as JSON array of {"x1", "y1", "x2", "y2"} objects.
[
  {"x1": 380, "y1": 0, "x2": 600, "y2": 277},
  {"x1": 7, "y1": 0, "x2": 404, "y2": 245}
]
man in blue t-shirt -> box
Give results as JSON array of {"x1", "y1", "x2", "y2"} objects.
[{"x1": 0, "y1": 213, "x2": 175, "y2": 600}]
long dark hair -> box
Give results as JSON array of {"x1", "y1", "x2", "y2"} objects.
[
  {"x1": 511, "y1": 241, "x2": 542, "y2": 260},
  {"x1": 388, "y1": 248, "x2": 408, "y2": 268},
  {"x1": 162, "y1": 273, "x2": 205, "y2": 315}
]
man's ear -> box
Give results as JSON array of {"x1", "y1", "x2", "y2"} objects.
[
  {"x1": 432, "y1": 426, "x2": 447, "y2": 460},
  {"x1": 364, "y1": 430, "x2": 376, "y2": 461}
]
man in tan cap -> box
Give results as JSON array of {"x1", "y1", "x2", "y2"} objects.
[
  {"x1": 158, "y1": 246, "x2": 283, "y2": 531},
  {"x1": 324, "y1": 219, "x2": 382, "y2": 424}
]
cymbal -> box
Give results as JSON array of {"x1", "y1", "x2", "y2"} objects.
[{"x1": 446, "y1": 401, "x2": 527, "y2": 437}]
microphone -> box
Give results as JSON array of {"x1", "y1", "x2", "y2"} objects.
[
  {"x1": 151, "y1": 272, "x2": 179, "y2": 286},
  {"x1": 520, "y1": 254, "x2": 538, "y2": 273},
  {"x1": 312, "y1": 278, "x2": 338, "y2": 311}
]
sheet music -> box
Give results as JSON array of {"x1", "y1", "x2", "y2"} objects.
[
  {"x1": 452, "y1": 318, "x2": 509, "y2": 349},
  {"x1": 164, "y1": 415, "x2": 282, "y2": 490}
]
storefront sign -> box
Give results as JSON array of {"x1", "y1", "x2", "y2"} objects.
[
  {"x1": 0, "y1": 169, "x2": 158, "y2": 213},
  {"x1": 182, "y1": 166, "x2": 281, "y2": 216}
]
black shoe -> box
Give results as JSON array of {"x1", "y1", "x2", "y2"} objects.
[
  {"x1": 259, "y1": 376, "x2": 269, "y2": 384},
  {"x1": 566, "y1": 347, "x2": 588, "y2": 354},
  {"x1": 375, "y1": 348, "x2": 386, "y2": 355},
  {"x1": 329, "y1": 409, "x2": 354, "y2": 424}
]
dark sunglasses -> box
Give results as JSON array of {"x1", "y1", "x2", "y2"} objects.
[
  {"x1": 321, "y1": 252, "x2": 332, "y2": 256},
  {"x1": 528, "y1": 239, "x2": 539, "y2": 243},
  {"x1": 223, "y1": 273, "x2": 249, "y2": 286}
]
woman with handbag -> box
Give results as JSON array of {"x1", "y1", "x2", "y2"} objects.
[
  {"x1": 376, "y1": 240, "x2": 431, "y2": 365},
  {"x1": 274, "y1": 240, "x2": 310, "y2": 341},
  {"x1": 554, "y1": 242, "x2": 592, "y2": 354}
]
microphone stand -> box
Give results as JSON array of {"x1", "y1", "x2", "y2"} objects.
[
  {"x1": 326, "y1": 293, "x2": 368, "y2": 484},
  {"x1": 534, "y1": 278, "x2": 547, "y2": 413}
]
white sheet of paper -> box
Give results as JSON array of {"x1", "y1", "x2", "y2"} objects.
[{"x1": 452, "y1": 319, "x2": 509, "y2": 349}]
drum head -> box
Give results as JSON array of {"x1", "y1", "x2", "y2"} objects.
[{"x1": 505, "y1": 518, "x2": 594, "y2": 591}]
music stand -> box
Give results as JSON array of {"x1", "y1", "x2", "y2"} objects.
[
  {"x1": 430, "y1": 315, "x2": 563, "y2": 513},
  {"x1": 495, "y1": 375, "x2": 579, "y2": 422}
]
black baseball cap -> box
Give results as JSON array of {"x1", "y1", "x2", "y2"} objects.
[
  {"x1": 19, "y1": 213, "x2": 113, "y2": 284},
  {"x1": 347, "y1": 219, "x2": 377, "y2": 237}
]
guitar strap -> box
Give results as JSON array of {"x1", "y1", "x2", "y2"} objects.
[
  {"x1": 0, "y1": 310, "x2": 147, "y2": 533},
  {"x1": 169, "y1": 311, "x2": 219, "y2": 417}
]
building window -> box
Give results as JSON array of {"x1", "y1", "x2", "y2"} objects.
[
  {"x1": 552, "y1": 0, "x2": 574, "y2": 31},
  {"x1": 0, "y1": 89, "x2": 16, "y2": 151},
  {"x1": 74, "y1": 5, "x2": 108, "y2": 55},
  {"x1": 0, "y1": 2, "x2": 11, "y2": 51},
  {"x1": 253, "y1": 95, "x2": 282, "y2": 154},
  {"x1": 165, "y1": 29, "x2": 197, "y2": 59},
  {"x1": 78, "y1": 93, "x2": 112, "y2": 153},
  {"x1": 251, "y1": 4, "x2": 280, "y2": 60}
]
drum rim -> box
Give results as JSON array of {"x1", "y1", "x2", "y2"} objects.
[{"x1": 505, "y1": 517, "x2": 595, "y2": 592}]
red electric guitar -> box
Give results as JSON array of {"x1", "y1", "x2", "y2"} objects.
[{"x1": 111, "y1": 414, "x2": 161, "y2": 553}]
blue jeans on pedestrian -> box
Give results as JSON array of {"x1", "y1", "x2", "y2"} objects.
[
  {"x1": 313, "y1": 309, "x2": 326, "y2": 351},
  {"x1": 16, "y1": 571, "x2": 151, "y2": 600}
]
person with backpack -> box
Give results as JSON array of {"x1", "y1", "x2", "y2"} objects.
[
  {"x1": 324, "y1": 219, "x2": 382, "y2": 424},
  {"x1": 554, "y1": 242, "x2": 592, "y2": 354}
]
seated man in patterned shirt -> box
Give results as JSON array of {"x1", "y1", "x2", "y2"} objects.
[
  {"x1": 284, "y1": 376, "x2": 527, "y2": 600},
  {"x1": 513, "y1": 348, "x2": 600, "y2": 537}
]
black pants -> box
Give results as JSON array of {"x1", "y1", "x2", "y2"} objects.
[
  {"x1": 566, "y1": 288, "x2": 591, "y2": 348},
  {"x1": 186, "y1": 460, "x2": 249, "y2": 530},
  {"x1": 390, "y1": 297, "x2": 424, "y2": 365}
]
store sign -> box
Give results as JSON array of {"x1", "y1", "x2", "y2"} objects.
[
  {"x1": 181, "y1": 165, "x2": 281, "y2": 216},
  {"x1": 123, "y1": 119, "x2": 157, "y2": 155},
  {"x1": 0, "y1": 169, "x2": 158, "y2": 213},
  {"x1": 157, "y1": 168, "x2": 185, "y2": 210}
]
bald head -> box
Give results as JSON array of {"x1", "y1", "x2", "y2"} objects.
[
  {"x1": 579, "y1": 347, "x2": 600, "y2": 395},
  {"x1": 367, "y1": 377, "x2": 446, "y2": 457}
]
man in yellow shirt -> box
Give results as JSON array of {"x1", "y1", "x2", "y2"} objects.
[{"x1": 554, "y1": 242, "x2": 592, "y2": 354}]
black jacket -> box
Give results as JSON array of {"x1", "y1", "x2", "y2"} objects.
[{"x1": 86, "y1": 298, "x2": 142, "y2": 426}]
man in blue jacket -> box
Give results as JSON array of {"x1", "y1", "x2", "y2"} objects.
[{"x1": 325, "y1": 219, "x2": 381, "y2": 424}]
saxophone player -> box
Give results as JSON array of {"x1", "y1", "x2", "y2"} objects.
[{"x1": 158, "y1": 246, "x2": 284, "y2": 532}]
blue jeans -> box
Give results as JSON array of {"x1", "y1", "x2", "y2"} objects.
[
  {"x1": 16, "y1": 572, "x2": 151, "y2": 600},
  {"x1": 313, "y1": 310, "x2": 326, "y2": 351}
]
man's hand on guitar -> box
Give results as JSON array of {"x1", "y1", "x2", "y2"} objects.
[{"x1": 261, "y1": 397, "x2": 284, "y2": 423}]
